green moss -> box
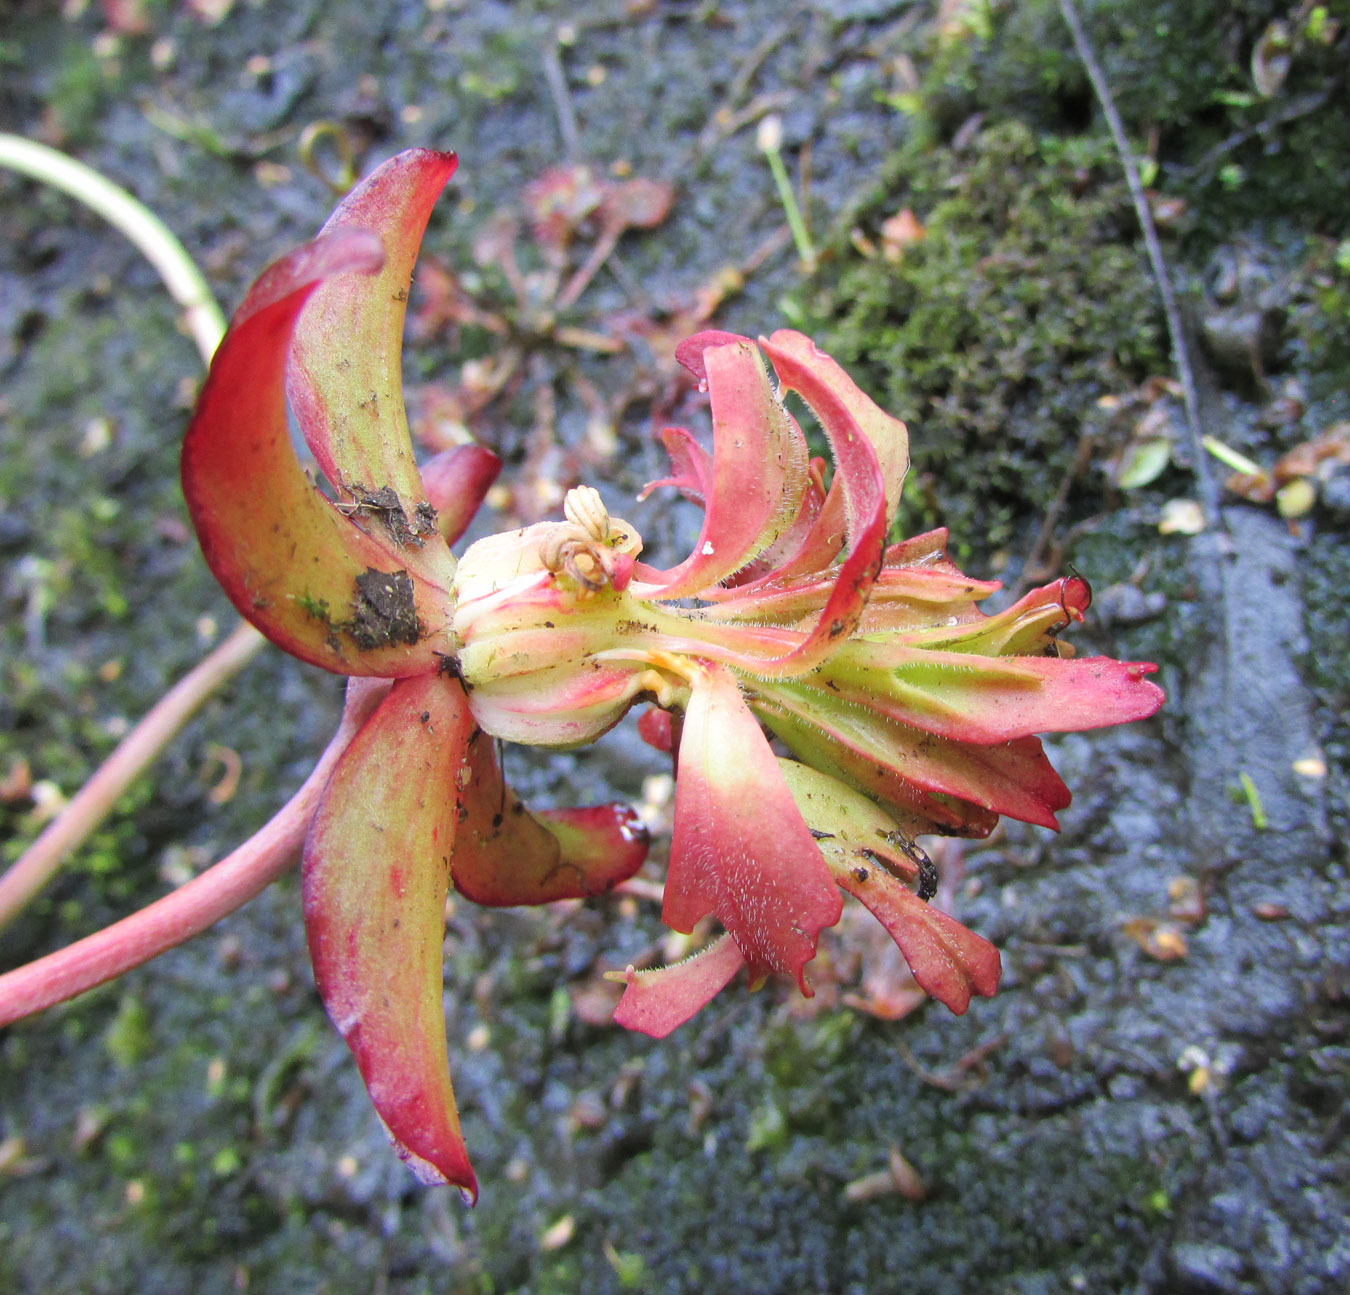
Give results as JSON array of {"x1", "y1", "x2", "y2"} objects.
[
  {"x1": 1289, "y1": 234, "x2": 1350, "y2": 407},
  {"x1": 926, "y1": 1, "x2": 1350, "y2": 232},
  {"x1": 104, "y1": 993, "x2": 153, "y2": 1069},
  {"x1": 801, "y1": 119, "x2": 1166, "y2": 562}
]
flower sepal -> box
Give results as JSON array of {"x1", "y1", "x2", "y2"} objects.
[{"x1": 777, "y1": 760, "x2": 1001, "y2": 1014}]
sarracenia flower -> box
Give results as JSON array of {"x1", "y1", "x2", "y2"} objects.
[{"x1": 177, "y1": 148, "x2": 1162, "y2": 1197}]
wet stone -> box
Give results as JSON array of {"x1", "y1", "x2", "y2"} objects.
[{"x1": 1169, "y1": 1242, "x2": 1248, "y2": 1294}]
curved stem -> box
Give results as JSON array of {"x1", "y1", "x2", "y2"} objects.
[
  {"x1": 0, "y1": 622, "x2": 265, "y2": 932},
  {"x1": 0, "y1": 133, "x2": 226, "y2": 363},
  {"x1": 0, "y1": 680, "x2": 389, "y2": 1028}
]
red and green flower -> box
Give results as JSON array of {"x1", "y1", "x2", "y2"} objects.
[{"x1": 6, "y1": 147, "x2": 1164, "y2": 1202}]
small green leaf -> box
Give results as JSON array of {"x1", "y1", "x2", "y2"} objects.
[
  {"x1": 746, "y1": 1097, "x2": 787, "y2": 1152},
  {"x1": 1117, "y1": 437, "x2": 1172, "y2": 489}
]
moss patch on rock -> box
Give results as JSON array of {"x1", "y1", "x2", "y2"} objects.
[{"x1": 799, "y1": 119, "x2": 1166, "y2": 563}]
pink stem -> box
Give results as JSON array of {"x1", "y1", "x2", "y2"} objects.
[
  {"x1": 556, "y1": 224, "x2": 621, "y2": 310},
  {"x1": 0, "y1": 620, "x2": 266, "y2": 930},
  {"x1": 0, "y1": 678, "x2": 389, "y2": 1027}
]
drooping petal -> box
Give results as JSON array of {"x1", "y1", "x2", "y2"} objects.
[
  {"x1": 819, "y1": 642, "x2": 1165, "y2": 744},
  {"x1": 182, "y1": 231, "x2": 453, "y2": 676},
  {"x1": 662, "y1": 663, "x2": 841, "y2": 989},
  {"x1": 302, "y1": 673, "x2": 478, "y2": 1199},
  {"x1": 632, "y1": 334, "x2": 810, "y2": 597},
  {"x1": 833, "y1": 860, "x2": 1001, "y2": 1015},
  {"x1": 420, "y1": 444, "x2": 502, "y2": 545},
  {"x1": 611, "y1": 934, "x2": 746, "y2": 1038},
  {"x1": 775, "y1": 760, "x2": 998, "y2": 1013},
  {"x1": 287, "y1": 148, "x2": 459, "y2": 589},
  {"x1": 775, "y1": 759, "x2": 923, "y2": 886},
  {"x1": 450, "y1": 731, "x2": 648, "y2": 906},
  {"x1": 754, "y1": 684, "x2": 1070, "y2": 830}
]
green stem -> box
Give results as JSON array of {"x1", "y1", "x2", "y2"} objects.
[
  {"x1": 758, "y1": 119, "x2": 816, "y2": 271},
  {"x1": 0, "y1": 133, "x2": 225, "y2": 363}
]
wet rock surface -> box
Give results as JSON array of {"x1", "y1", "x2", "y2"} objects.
[{"x1": 1, "y1": 2, "x2": 1346, "y2": 1293}]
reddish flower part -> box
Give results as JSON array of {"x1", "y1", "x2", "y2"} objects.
[
  {"x1": 183, "y1": 149, "x2": 1160, "y2": 1179},
  {"x1": 0, "y1": 146, "x2": 1164, "y2": 1200}
]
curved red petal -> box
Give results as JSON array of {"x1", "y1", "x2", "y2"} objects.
[
  {"x1": 755, "y1": 686, "x2": 1070, "y2": 830},
  {"x1": 742, "y1": 461, "x2": 849, "y2": 584},
  {"x1": 633, "y1": 337, "x2": 810, "y2": 597},
  {"x1": 637, "y1": 426, "x2": 713, "y2": 505},
  {"x1": 662, "y1": 664, "x2": 841, "y2": 989},
  {"x1": 287, "y1": 149, "x2": 459, "y2": 589},
  {"x1": 302, "y1": 673, "x2": 478, "y2": 1199},
  {"x1": 713, "y1": 330, "x2": 893, "y2": 677},
  {"x1": 761, "y1": 329, "x2": 910, "y2": 527},
  {"x1": 707, "y1": 329, "x2": 912, "y2": 601},
  {"x1": 611, "y1": 934, "x2": 746, "y2": 1038},
  {"x1": 182, "y1": 231, "x2": 454, "y2": 676},
  {"x1": 451, "y1": 732, "x2": 648, "y2": 906},
  {"x1": 674, "y1": 329, "x2": 751, "y2": 387},
  {"x1": 834, "y1": 861, "x2": 1001, "y2": 1014},
  {"x1": 419, "y1": 444, "x2": 502, "y2": 545},
  {"x1": 723, "y1": 455, "x2": 830, "y2": 587}
]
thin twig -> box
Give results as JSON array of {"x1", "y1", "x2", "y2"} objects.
[
  {"x1": 542, "y1": 40, "x2": 580, "y2": 163},
  {"x1": 1010, "y1": 429, "x2": 1095, "y2": 598},
  {"x1": 1056, "y1": 0, "x2": 1223, "y2": 532},
  {"x1": 1177, "y1": 88, "x2": 1333, "y2": 185}
]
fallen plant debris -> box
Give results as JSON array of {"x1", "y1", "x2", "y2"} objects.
[
  {"x1": 1218, "y1": 419, "x2": 1350, "y2": 517},
  {"x1": 406, "y1": 162, "x2": 673, "y2": 462},
  {"x1": 0, "y1": 148, "x2": 1163, "y2": 1201}
]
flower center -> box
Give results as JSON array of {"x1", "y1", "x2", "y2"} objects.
[{"x1": 538, "y1": 486, "x2": 644, "y2": 593}]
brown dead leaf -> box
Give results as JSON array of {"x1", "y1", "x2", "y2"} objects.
[
  {"x1": 880, "y1": 207, "x2": 925, "y2": 263},
  {"x1": 1123, "y1": 917, "x2": 1189, "y2": 961},
  {"x1": 0, "y1": 756, "x2": 32, "y2": 804}
]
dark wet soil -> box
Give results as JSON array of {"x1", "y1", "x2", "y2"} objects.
[{"x1": 2, "y1": 2, "x2": 1347, "y2": 1293}]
